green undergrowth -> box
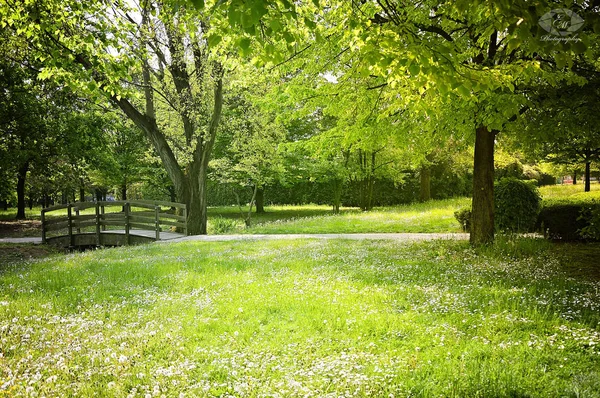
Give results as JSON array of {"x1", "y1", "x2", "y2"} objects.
[{"x1": 1, "y1": 238, "x2": 599, "y2": 397}]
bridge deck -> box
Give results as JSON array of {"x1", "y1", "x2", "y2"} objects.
[
  {"x1": 96, "y1": 229, "x2": 185, "y2": 240},
  {"x1": 41, "y1": 200, "x2": 188, "y2": 248}
]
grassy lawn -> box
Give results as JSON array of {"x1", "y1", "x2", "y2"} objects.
[
  {"x1": 210, "y1": 198, "x2": 471, "y2": 234},
  {"x1": 1, "y1": 238, "x2": 600, "y2": 397},
  {"x1": 539, "y1": 183, "x2": 600, "y2": 203}
]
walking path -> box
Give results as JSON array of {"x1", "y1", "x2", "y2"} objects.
[
  {"x1": 1, "y1": 233, "x2": 470, "y2": 245},
  {"x1": 160, "y1": 233, "x2": 470, "y2": 243}
]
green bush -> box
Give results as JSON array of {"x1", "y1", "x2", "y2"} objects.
[
  {"x1": 454, "y1": 207, "x2": 471, "y2": 232},
  {"x1": 578, "y1": 201, "x2": 600, "y2": 241},
  {"x1": 209, "y1": 217, "x2": 239, "y2": 234},
  {"x1": 494, "y1": 178, "x2": 541, "y2": 233},
  {"x1": 536, "y1": 203, "x2": 600, "y2": 241}
]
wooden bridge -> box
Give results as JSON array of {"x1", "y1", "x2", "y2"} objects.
[{"x1": 41, "y1": 200, "x2": 187, "y2": 248}]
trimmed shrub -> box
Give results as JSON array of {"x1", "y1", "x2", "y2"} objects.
[
  {"x1": 494, "y1": 178, "x2": 541, "y2": 233},
  {"x1": 536, "y1": 204, "x2": 589, "y2": 241},
  {"x1": 578, "y1": 201, "x2": 600, "y2": 241},
  {"x1": 454, "y1": 207, "x2": 471, "y2": 232}
]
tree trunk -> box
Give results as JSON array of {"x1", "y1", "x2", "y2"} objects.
[
  {"x1": 16, "y1": 162, "x2": 29, "y2": 220},
  {"x1": 419, "y1": 165, "x2": 431, "y2": 202},
  {"x1": 573, "y1": 170, "x2": 577, "y2": 185},
  {"x1": 2, "y1": 201, "x2": 7, "y2": 211},
  {"x1": 121, "y1": 183, "x2": 127, "y2": 201},
  {"x1": 585, "y1": 162, "x2": 591, "y2": 192},
  {"x1": 255, "y1": 187, "x2": 265, "y2": 213},
  {"x1": 79, "y1": 187, "x2": 85, "y2": 202},
  {"x1": 470, "y1": 126, "x2": 496, "y2": 246}
]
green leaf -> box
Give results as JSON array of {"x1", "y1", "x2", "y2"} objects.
[
  {"x1": 228, "y1": 7, "x2": 241, "y2": 26},
  {"x1": 408, "y1": 63, "x2": 420, "y2": 76},
  {"x1": 269, "y1": 18, "x2": 282, "y2": 32},
  {"x1": 190, "y1": 0, "x2": 205, "y2": 10},
  {"x1": 304, "y1": 17, "x2": 316, "y2": 29},
  {"x1": 571, "y1": 41, "x2": 587, "y2": 54},
  {"x1": 506, "y1": 38, "x2": 521, "y2": 53},
  {"x1": 207, "y1": 34, "x2": 222, "y2": 47},
  {"x1": 456, "y1": 84, "x2": 471, "y2": 98},
  {"x1": 241, "y1": 12, "x2": 255, "y2": 28},
  {"x1": 251, "y1": 2, "x2": 268, "y2": 21},
  {"x1": 283, "y1": 32, "x2": 294, "y2": 43},
  {"x1": 555, "y1": 53, "x2": 566, "y2": 69},
  {"x1": 239, "y1": 37, "x2": 252, "y2": 56}
]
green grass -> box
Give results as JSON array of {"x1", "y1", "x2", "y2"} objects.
[
  {"x1": 1, "y1": 238, "x2": 599, "y2": 397},
  {"x1": 209, "y1": 198, "x2": 471, "y2": 234},
  {"x1": 4, "y1": 184, "x2": 600, "y2": 238},
  {"x1": 540, "y1": 183, "x2": 600, "y2": 204}
]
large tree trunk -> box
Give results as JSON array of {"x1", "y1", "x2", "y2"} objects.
[
  {"x1": 121, "y1": 183, "x2": 127, "y2": 201},
  {"x1": 16, "y1": 162, "x2": 29, "y2": 220},
  {"x1": 573, "y1": 170, "x2": 577, "y2": 185},
  {"x1": 585, "y1": 161, "x2": 591, "y2": 192},
  {"x1": 419, "y1": 165, "x2": 431, "y2": 202},
  {"x1": 470, "y1": 126, "x2": 496, "y2": 246},
  {"x1": 255, "y1": 187, "x2": 265, "y2": 213}
]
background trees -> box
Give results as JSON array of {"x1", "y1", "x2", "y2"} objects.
[{"x1": 2, "y1": 0, "x2": 599, "y2": 244}]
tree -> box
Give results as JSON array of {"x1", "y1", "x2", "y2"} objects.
[
  {"x1": 88, "y1": 114, "x2": 149, "y2": 200},
  {"x1": 518, "y1": 81, "x2": 600, "y2": 192},
  {"x1": 211, "y1": 84, "x2": 286, "y2": 224},
  {"x1": 2, "y1": 0, "x2": 227, "y2": 234},
  {"x1": 201, "y1": 0, "x2": 597, "y2": 244},
  {"x1": 0, "y1": 42, "x2": 104, "y2": 217}
]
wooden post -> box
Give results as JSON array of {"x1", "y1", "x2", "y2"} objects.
[
  {"x1": 67, "y1": 204, "x2": 74, "y2": 248},
  {"x1": 95, "y1": 202, "x2": 101, "y2": 246},
  {"x1": 101, "y1": 204, "x2": 106, "y2": 231},
  {"x1": 125, "y1": 202, "x2": 130, "y2": 245},
  {"x1": 41, "y1": 209, "x2": 46, "y2": 244},
  {"x1": 75, "y1": 207, "x2": 81, "y2": 234},
  {"x1": 182, "y1": 205, "x2": 188, "y2": 236},
  {"x1": 155, "y1": 205, "x2": 160, "y2": 241}
]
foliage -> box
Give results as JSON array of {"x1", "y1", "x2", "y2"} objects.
[
  {"x1": 495, "y1": 178, "x2": 541, "y2": 233},
  {"x1": 578, "y1": 201, "x2": 600, "y2": 241},
  {"x1": 537, "y1": 204, "x2": 593, "y2": 241},
  {"x1": 208, "y1": 216, "x2": 240, "y2": 234},
  {"x1": 454, "y1": 207, "x2": 472, "y2": 232}
]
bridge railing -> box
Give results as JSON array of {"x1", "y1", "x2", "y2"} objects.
[{"x1": 41, "y1": 200, "x2": 187, "y2": 245}]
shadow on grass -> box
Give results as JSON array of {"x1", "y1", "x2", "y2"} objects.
[
  {"x1": 208, "y1": 205, "x2": 360, "y2": 226},
  {"x1": 552, "y1": 242, "x2": 600, "y2": 280},
  {"x1": 0, "y1": 244, "x2": 61, "y2": 272}
]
